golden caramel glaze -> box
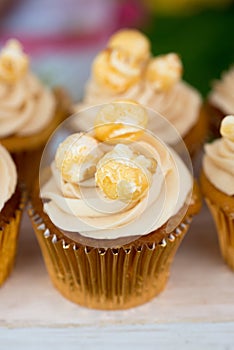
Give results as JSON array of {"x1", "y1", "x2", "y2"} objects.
[{"x1": 94, "y1": 101, "x2": 148, "y2": 142}]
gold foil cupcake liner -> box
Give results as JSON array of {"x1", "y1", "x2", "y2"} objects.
[
  {"x1": 29, "y1": 203, "x2": 193, "y2": 310},
  {"x1": 205, "y1": 198, "x2": 234, "y2": 270},
  {"x1": 0, "y1": 189, "x2": 26, "y2": 286}
]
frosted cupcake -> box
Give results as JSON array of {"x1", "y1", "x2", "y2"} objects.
[
  {"x1": 0, "y1": 39, "x2": 70, "y2": 187},
  {"x1": 0, "y1": 144, "x2": 25, "y2": 285},
  {"x1": 29, "y1": 102, "x2": 201, "y2": 309},
  {"x1": 75, "y1": 29, "x2": 207, "y2": 157},
  {"x1": 207, "y1": 66, "x2": 234, "y2": 138},
  {"x1": 201, "y1": 115, "x2": 234, "y2": 270}
]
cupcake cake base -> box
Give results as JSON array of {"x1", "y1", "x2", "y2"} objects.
[
  {"x1": 29, "y1": 183, "x2": 201, "y2": 310},
  {"x1": 206, "y1": 102, "x2": 226, "y2": 139},
  {"x1": 183, "y1": 104, "x2": 208, "y2": 158}
]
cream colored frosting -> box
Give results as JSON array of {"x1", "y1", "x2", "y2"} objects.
[
  {"x1": 203, "y1": 116, "x2": 234, "y2": 196},
  {"x1": 209, "y1": 67, "x2": 234, "y2": 115},
  {"x1": 75, "y1": 79, "x2": 202, "y2": 138},
  {"x1": 41, "y1": 134, "x2": 192, "y2": 240},
  {"x1": 0, "y1": 144, "x2": 17, "y2": 211},
  {"x1": 75, "y1": 29, "x2": 201, "y2": 138},
  {"x1": 0, "y1": 40, "x2": 56, "y2": 138}
]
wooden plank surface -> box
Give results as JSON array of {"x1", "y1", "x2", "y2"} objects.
[
  {"x1": 1, "y1": 201, "x2": 234, "y2": 328},
  {"x1": 1, "y1": 323, "x2": 234, "y2": 349}
]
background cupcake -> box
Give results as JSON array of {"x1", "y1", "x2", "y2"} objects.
[
  {"x1": 0, "y1": 144, "x2": 25, "y2": 286},
  {"x1": 74, "y1": 29, "x2": 208, "y2": 158},
  {"x1": 29, "y1": 102, "x2": 201, "y2": 309},
  {"x1": 0, "y1": 39, "x2": 71, "y2": 188},
  {"x1": 201, "y1": 115, "x2": 234, "y2": 270},
  {"x1": 207, "y1": 66, "x2": 234, "y2": 138}
]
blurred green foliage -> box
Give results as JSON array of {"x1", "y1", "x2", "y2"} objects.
[{"x1": 144, "y1": 5, "x2": 234, "y2": 96}]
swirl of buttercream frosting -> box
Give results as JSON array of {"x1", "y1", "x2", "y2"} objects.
[
  {"x1": 0, "y1": 39, "x2": 56, "y2": 138},
  {"x1": 209, "y1": 66, "x2": 234, "y2": 115},
  {"x1": 0, "y1": 144, "x2": 17, "y2": 211},
  {"x1": 76, "y1": 78, "x2": 201, "y2": 138},
  {"x1": 41, "y1": 132, "x2": 192, "y2": 240},
  {"x1": 203, "y1": 115, "x2": 234, "y2": 196},
  {"x1": 75, "y1": 29, "x2": 201, "y2": 138}
]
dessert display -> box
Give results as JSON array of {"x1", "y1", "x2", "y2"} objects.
[
  {"x1": 0, "y1": 23, "x2": 232, "y2": 315},
  {"x1": 75, "y1": 29, "x2": 208, "y2": 157},
  {"x1": 29, "y1": 101, "x2": 201, "y2": 309},
  {"x1": 0, "y1": 39, "x2": 70, "y2": 187},
  {"x1": 0, "y1": 144, "x2": 25, "y2": 286},
  {"x1": 207, "y1": 66, "x2": 234, "y2": 138},
  {"x1": 201, "y1": 115, "x2": 234, "y2": 270}
]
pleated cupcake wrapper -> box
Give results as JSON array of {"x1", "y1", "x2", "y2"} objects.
[
  {"x1": 29, "y1": 204, "x2": 193, "y2": 309},
  {"x1": 205, "y1": 198, "x2": 234, "y2": 270},
  {"x1": 0, "y1": 189, "x2": 26, "y2": 286}
]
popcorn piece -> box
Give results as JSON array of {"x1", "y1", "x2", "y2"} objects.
[
  {"x1": 220, "y1": 115, "x2": 234, "y2": 141},
  {"x1": 55, "y1": 133, "x2": 103, "y2": 183},
  {"x1": 0, "y1": 39, "x2": 29, "y2": 84},
  {"x1": 108, "y1": 29, "x2": 150, "y2": 63},
  {"x1": 95, "y1": 144, "x2": 156, "y2": 201},
  {"x1": 92, "y1": 29, "x2": 150, "y2": 93},
  {"x1": 94, "y1": 101, "x2": 148, "y2": 142},
  {"x1": 145, "y1": 53, "x2": 182, "y2": 92},
  {"x1": 92, "y1": 48, "x2": 143, "y2": 93}
]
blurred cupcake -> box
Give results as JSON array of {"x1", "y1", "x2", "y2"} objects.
[
  {"x1": 29, "y1": 102, "x2": 201, "y2": 309},
  {"x1": 201, "y1": 115, "x2": 234, "y2": 270},
  {"x1": 0, "y1": 39, "x2": 71, "y2": 187},
  {"x1": 0, "y1": 144, "x2": 25, "y2": 286},
  {"x1": 207, "y1": 66, "x2": 234, "y2": 138},
  {"x1": 75, "y1": 29, "x2": 207, "y2": 157}
]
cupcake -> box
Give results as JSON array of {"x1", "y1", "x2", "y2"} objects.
[
  {"x1": 75, "y1": 29, "x2": 207, "y2": 157},
  {"x1": 0, "y1": 144, "x2": 25, "y2": 286},
  {"x1": 0, "y1": 39, "x2": 70, "y2": 187},
  {"x1": 201, "y1": 115, "x2": 234, "y2": 270},
  {"x1": 29, "y1": 102, "x2": 201, "y2": 309},
  {"x1": 207, "y1": 66, "x2": 234, "y2": 138}
]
